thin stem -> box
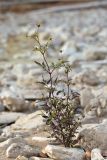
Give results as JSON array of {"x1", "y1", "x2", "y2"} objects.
[
  {"x1": 43, "y1": 54, "x2": 50, "y2": 73},
  {"x1": 35, "y1": 32, "x2": 54, "y2": 98},
  {"x1": 66, "y1": 71, "x2": 70, "y2": 106},
  {"x1": 36, "y1": 33, "x2": 51, "y2": 73}
]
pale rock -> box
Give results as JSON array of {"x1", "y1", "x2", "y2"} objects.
[
  {"x1": 43, "y1": 145, "x2": 85, "y2": 160},
  {"x1": 0, "y1": 135, "x2": 7, "y2": 143},
  {"x1": 91, "y1": 148, "x2": 105, "y2": 160},
  {"x1": 82, "y1": 114, "x2": 100, "y2": 124},
  {"x1": 1, "y1": 73, "x2": 17, "y2": 85},
  {"x1": 98, "y1": 28, "x2": 107, "y2": 38},
  {"x1": 79, "y1": 119, "x2": 107, "y2": 150},
  {"x1": 6, "y1": 142, "x2": 40, "y2": 158},
  {"x1": 27, "y1": 28, "x2": 36, "y2": 37},
  {"x1": 30, "y1": 157, "x2": 53, "y2": 160},
  {"x1": 2, "y1": 127, "x2": 32, "y2": 138},
  {"x1": 73, "y1": 70, "x2": 99, "y2": 86},
  {"x1": 11, "y1": 110, "x2": 45, "y2": 130},
  {"x1": 12, "y1": 63, "x2": 37, "y2": 80},
  {"x1": 68, "y1": 54, "x2": 82, "y2": 68},
  {"x1": 85, "y1": 96, "x2": 107, "y2": 117},
  {"x1": 84, "y1": 98, "x2": 99, "y2": 116},
  {"x1": 15, "y1": 155, "x2": 28, "y2": 160},
  {"x1": 0, "y1": 103, "x2": 5, "y2": 112},
  {"x1": 27, "y1": 137, "x2": 56, "y2": 149},
  {"x1": 83, "y1": 47, "x2": 107, "y2": 61},
  {"x1": 28, "y1": 68, "x2": 43, "y2": 77},
  {"x1": 13, "y1": 51, "x2": 39, "y2": 60},
  {"x1": 0, "y1": 63, "x2": 13, "y2": 71},
  {"x1": 0, "y1": 87, "x2": 24, "y2": 99},
  {"x1": 0, "y1": 128, "x2": 2, "y2": 135},
  {"x1": 61, "y1": 41, "x2": 78, "y2": 56},
  {"x1": 97, "y1": 67, "x2": 107, "y2": 83},
  {"x1": 0, "y1": 112, "x2": 25, "y2": 124},
  {"x1": 1, "y1": 126, "x2": 12, "y2": 138},
  {"x1": 17, "y1": 76, "x2": 39, "y2": 88},
  {"x1": 12, "y1": 64, "x2": 31, "y2": 78},
  {"x1": 0, "y1": 137, "x2": 26, "y2": 150},
  {"x1": 82, "y1": 26, "x2": 100, "y2": 36},
  {"x1": 80, "y1": 88, "x2": 94, "y2": 108},
  {"x1": 2, "y1": 96, "x2": 31, "y2": 112},
  {"x1": 98, "y1": 86, "x2": 107, "y2": 97}
]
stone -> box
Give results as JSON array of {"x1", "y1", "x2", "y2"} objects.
[
  {"x1": 83, "y1": 47, "x2": 107, "y2": 61},
  {"x1": 0, "y1": 87, "x2": 24, "y2": 101},
  {"x1": 80, "y1": 88, "x2": 94, "y2": 108},
  {"x1": 0, "y1": 137, "x2": 26, "y2": 150},
  {"x1": 6, "y1": 142, "x2": 40, "y2": 158},
  {"x1": 102, "y1": 150, "x2": 107, "y2": 157},
  {"x1": 1, "y1": 73, "x2": 17, "y2": 86},
  {"x1": 0, "y1": 103, "x2": 5, "y2": 112},
  {"x1": 98, "y1": 86, "x2": 107, "y2": 97},
  {"x1": 11, "y1": 110, "x2": 45, "y2": 130},
  {"x1": 0, "y1": 135, "x2": 7, "y2": 143},
  {"x1": 43, "y1": 145, "x2": 85, "y2": 160},
  {"x1": 2, "y1": 96, "x2": 31, "y2": 112},
  {"x1": 85, "y1": 96, "x2": 107, "y2": 117},
  {"x1": 79, "y1": 119, "x2": 107, "y2": 150},
  {"x1": 0, "y1": 112, "x2": 25, "y2": 124},
  {"x1": 12, "y1": 63, "x2": 35, "y2": 78},
  {"x1": 84, "y1": 98, "x2": 100, "y2": 116},
  {"x1": 39, "y1": 152, "x2": 48, "y2": 158},
  {"x1": 27, "y1": 137, "x2": 56, "y2": 149},
  {"x1": 2, "y1": 126, "x2": 32, "y2": 138},
  {"x1": 85, "y1": 150, "x2": 91, "y2": 159},
  {"x1": 82, "y1": 114, "x2": 100, "y2": 124},
  {"x1": 61, "y1": 41, "x2": 78, "y2": 56},
  {"x1": 91, "y1": 148, "x2": 105, "y2": 160},
  {"x1": 73, "y1": 70, "x2": 99, "y2": 86},
  {"x1": 30, "y1": 157, "x2": 53, "y2": 160},
  {"x1": 15, "y1": 155, "x2": 28, "y2": 160},
  {"x1": 97, "y1": 67, "x2": 107, "y2": 84}
]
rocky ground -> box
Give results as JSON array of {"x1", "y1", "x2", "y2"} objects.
[{"x1": 1, "y1": 7, "x2": 107, "y2": 160}]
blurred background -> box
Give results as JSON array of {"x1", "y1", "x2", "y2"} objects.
[
  {"x1": 0, "y1": 0, "x2": 107, "y2": 107},
  {"x1": 0, "y1": 0, "x2": 103, "y2": 12},
  {"x1": 0, "y1": 1, "x2": 107, "y2": 159}
]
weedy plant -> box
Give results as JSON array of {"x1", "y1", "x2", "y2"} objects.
[{"x1": 30, "y1": 25, "x2": 83, "y2": 147}]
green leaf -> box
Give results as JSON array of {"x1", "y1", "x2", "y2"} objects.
[
  {"x1": 54, "y1": 77, "x2": 58, "y2": 85},
  {"x1": 47, "y1": 79, "x2": 51, "y2": 84},
  {"x1": 56, "y1": 90, "x2": 63, "y2": 95},
  {"x1": 34, "y1": 61, "x2": 42, "y2": 67},
  {"x1": 42, "y1": 62, "x2": 46, "y2": 68},
  {"x1": 36, "y1": 81, "x2": 46, "y2": 85}
]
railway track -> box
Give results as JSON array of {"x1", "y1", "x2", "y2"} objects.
[{"x1": 0, "y1": 0, "x2": 107, "y2": 13}]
